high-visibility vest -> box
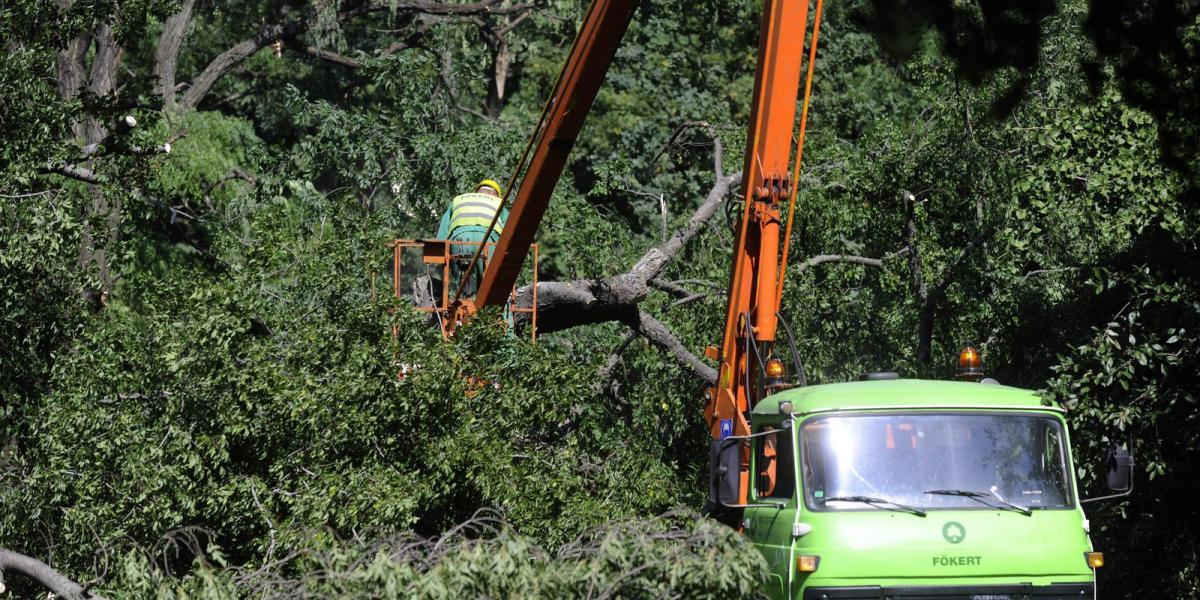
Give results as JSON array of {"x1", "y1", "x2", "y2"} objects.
[{"x1": 448, "y1": 193, "x2": 504, "y2": 236}]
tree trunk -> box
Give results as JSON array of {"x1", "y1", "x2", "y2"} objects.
[
  {"x1": 153, "y1": 0, "x2": 196, "y2": 107},
  {"x1": 903, "y1": 191, "x2": 932, "y2": 373},
  {"x1": 485, "y1": 36, "x2": 510, "y2": 118}
]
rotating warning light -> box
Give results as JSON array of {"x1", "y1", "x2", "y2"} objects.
[
  {"x1": 956, "y1": 346, "x2": 984, "y2": 381},
  {"x1": 765, "y1": 356, "x2": 787, "y2": 387}
]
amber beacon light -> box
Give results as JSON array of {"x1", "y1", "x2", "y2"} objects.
[
  {"x1": 956, "y1": 346, "x2": 984, "y2": 381},
  {"x1": 765, "y1": 356, "x2": 788, "y2": 388}
]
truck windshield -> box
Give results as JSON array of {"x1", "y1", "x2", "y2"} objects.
[{"x1": 801, "y1": 413, "x2": 1072, "y2": 511}]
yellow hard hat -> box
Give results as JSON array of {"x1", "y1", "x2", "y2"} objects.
[{"x1": 477, "y1": 179, "x2": 502, "y2": 196}]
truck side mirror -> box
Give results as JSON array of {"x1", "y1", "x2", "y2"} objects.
[
  {"x1": 1105, "y1": 443, "x2": 1133, "y2": 492},
  {"x1": 709, "y1": 439, "x2": 741, "y2": 507},
  {"x1": 1083, "y1": 440, "x2": 1135, "y2": 504}
]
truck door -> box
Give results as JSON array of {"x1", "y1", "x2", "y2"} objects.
[{"x1": 747, "y1": 419, "x2": 798, "y2": 599}]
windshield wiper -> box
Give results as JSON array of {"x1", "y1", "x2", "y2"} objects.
[
  {"x1": 822, "y1": 495, "x2": 927, "y2": 517},
  {"x1": 924, "y1": 489, "x2": 1032, "y2": 516}
]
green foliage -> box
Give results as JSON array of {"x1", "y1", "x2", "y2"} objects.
[{"x1": 150, "y1": 111, "x2": 264, "y2": 207}]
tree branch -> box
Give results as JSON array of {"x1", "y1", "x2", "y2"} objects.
[
  {"x1": 648, "y1": 278, "x2": 693, "y2": 299},
  {"x1": 283, "y1": 39, "x2": 364, "y2": 68},
  {"x1": 41, "y1": 162, "x2": 103, "y2": 184},
  {"x1": 629, "y1": 171, "x2": 742, "y2": 282},
  {"x1": 179, "y1": 21, "x2": 303, "y2": 110},
  {"x1": 514, "y1": 171, "x2": 741, "y2": 331},
  {"x1": 178, "y1": 0, "x2": 537, "y2": 109},
  {"x1": 0, "y1": 548, "x2": 108, "y2": 600},
  {"x1": 930, "y1": 224, "x2": 996, "y2": 298},
  {"x1": 650, "y1": 121, "x2": 728, "y2": 181},
  {"x1": 595, "y1": 331, "x2": 638, "y2": 395},
  {"x1": 381, "y1": 16, "x2": 438, "y2": 56},
  {"x1": 54, "y1": 0, "x2": 89, "y2": 106},
  {"x1": 624, "y1": 311, "x2": 716, "y2": 384},
  {"x1": 902, "y1": 190, "x2": 933, "y2": 371},
  {"x1": 902, "y1": 190, "x2": 927, "y2": 303},
  {"x1": 792, "y1": 253, "x2": 887, "y2": 275},
  {"x1": 83, "y1": 23, "x2": 122, "y2": 144}
]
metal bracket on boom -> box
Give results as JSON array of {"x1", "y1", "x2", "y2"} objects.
[{"x1": 388, "y1": 239, "x2": 539, "y2": 342}]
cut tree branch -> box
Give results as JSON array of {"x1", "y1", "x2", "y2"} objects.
[
  {"x1": 510, "y1": 171, "x2": 741, "y2": 379},
  {"x1": 41, "y1": 162, "x2": 103, "y2": 184},
  {"x1": 0, "y1": 548, "x2": 108, "y2": 600},
  {"x1": 514, "y1": 171, "x2": 743, "y2": 330}
]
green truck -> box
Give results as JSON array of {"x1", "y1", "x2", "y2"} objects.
[{"x1": 736, "y1": 377, "x2": 1124, "y2": 599}]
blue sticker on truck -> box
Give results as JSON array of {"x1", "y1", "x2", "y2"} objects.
[{"x1": 719, "y1": 419, "x2": 733, "y2": 439}]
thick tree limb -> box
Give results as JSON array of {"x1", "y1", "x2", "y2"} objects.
[
  {"x1": 55, "y1": 33, "x2": 90, "y2": 102},
  {"x1": 179, "y1": 21, "x2": 304, "y2": 110},
  {"x1": 41, "y1": 162, "x2": 104, "y2": 184},
  {"x1": 507, "y1": 172, "x2": 739, "y2": 378},
  {"x1": 629, "y1": 171, "x2": 742, "y2": 282},
  {"x1": 514, "y1": 172, "x2": 742, "y2": 330},
  {"x1": 153, "y1": 0, "x2": 196, "y2": 106},
  {"x1": 0, "y1": 548, "x2": 107, "y2": 600},
  {"x1": 84, "y1": 23, "x2": 122, "y2": 144}
]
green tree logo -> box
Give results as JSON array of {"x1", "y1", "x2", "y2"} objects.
[{"x1": 942, "y1": 521, "x2": 966, "y2": 544}]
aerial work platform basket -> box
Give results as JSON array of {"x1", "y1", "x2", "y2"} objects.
[{"x1": 387, "y1": 239, "x2": 538, "y2": 342}]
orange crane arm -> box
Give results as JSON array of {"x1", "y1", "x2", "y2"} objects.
[
  {"x1": 468, "y1": 0, "x2": 639, "y2": 310},
  {"x1": 707, "y1": 0, "x2": 824, "y2": 524}
]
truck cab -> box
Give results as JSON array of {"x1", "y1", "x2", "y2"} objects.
[{"x1": 743, "y1": 379, "x2": 1100, "y2": 599}]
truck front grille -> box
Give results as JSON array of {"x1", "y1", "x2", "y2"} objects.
[{"x1": 803, "y1": 583, "x2": 1092, "y2": 600}]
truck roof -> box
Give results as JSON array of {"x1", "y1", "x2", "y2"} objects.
[{"x1": 752, "y1": 378, "x2": 1058, "y2": 416}]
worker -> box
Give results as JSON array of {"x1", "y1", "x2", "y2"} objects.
[{"x1": 435, "y1": 179, "x2": 509, "y2": 296}]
